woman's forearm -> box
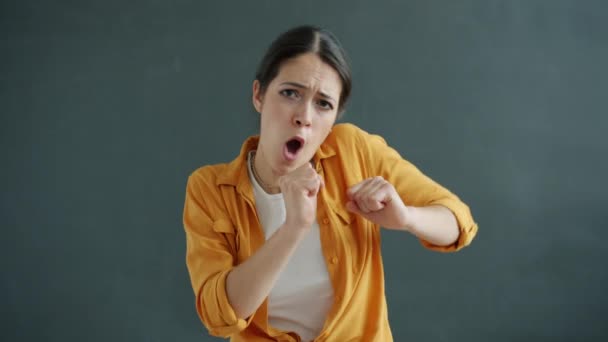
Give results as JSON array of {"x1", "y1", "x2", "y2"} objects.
[
  {"x1": 225, "y1": 224, "x2": 308, "y2": 319},
  {"x1": 405, "y1": 205, "x2": 460, "y2": 246}
]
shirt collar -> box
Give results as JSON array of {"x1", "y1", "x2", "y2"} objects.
[{"x1": 215, "y1": 133, "x2": 337, "y2": 192}]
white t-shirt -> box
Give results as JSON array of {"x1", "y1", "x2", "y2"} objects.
[{"x1": 247, "y1": 152, "x2": 334, "y2": 342}]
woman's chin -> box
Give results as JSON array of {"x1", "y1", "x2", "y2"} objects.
[
  {"x1": 269, "y1": 162, "x2": 291, "y2": 177},
  {"x1": 272, "y1": 160, "x2": 301, "y2": 176},
  {"x1": 271, "y1": 150, "x2": 313, "y2": 175}
]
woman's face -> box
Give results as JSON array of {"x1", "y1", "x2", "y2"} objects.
[{"x1": 253, "y1": 52, "x2": 342, "y2": 177}]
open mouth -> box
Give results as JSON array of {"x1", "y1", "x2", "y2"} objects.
[{"x1": 283, "y1": 136, "x2": 305, "y2": 161}]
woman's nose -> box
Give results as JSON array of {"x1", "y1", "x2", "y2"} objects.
[{"x1": 292, "y1": 104, "x2": 313, "y2": 127}]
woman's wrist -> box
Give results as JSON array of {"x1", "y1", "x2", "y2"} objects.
[{"x1": 402, "y1": 206, "x2": 419, "y2": 233}]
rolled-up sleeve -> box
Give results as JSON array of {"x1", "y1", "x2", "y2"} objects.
[
  {"x1": 359, "y1": 129, "x2": 478, "y2": 252},
  {"x1": 183, "y1": 174, "x2": 253, "y2": 337}
]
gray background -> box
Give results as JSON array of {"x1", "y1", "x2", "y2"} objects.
[{"x1": 2, "y1": 0, "x2": 607, "y2": 341}]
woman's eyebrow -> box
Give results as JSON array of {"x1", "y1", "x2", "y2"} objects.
[{"x1": 279, "y1": 82, "x2": 336, "y2": 102}]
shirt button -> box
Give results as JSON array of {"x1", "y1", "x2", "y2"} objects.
[
  {"x1": 323, "y1": 217, "x2": 330, "y2": 225},
  {"x1": 331, "y1": 256, "x2": 338, "y2": 264}
]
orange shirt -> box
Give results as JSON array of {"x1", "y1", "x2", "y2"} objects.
[{"x1": 183, "y1": 123, "x2": 478, "y2": 341}]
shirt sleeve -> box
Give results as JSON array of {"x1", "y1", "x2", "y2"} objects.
[
  {"x1": 357, "y1": 128, "x2": 478, "y2": 252},
  {"x1": 183, "y1": 172, "x2": 253, "y2": 337}
]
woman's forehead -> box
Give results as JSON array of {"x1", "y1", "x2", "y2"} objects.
[{"x1": 274, "y1": 54, "x2": 342, "y2": 97}]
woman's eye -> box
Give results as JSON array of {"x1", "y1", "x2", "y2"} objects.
[
  {"x1": 280, "y1": 89, "x2": 298, "y2": 98},
  {"x1": 318, "y1": 100, "x2": 334, "y2": 110}
]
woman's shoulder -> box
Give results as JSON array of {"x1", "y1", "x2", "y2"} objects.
[
  {"x1": 319, "y1": 123, "x2": 372, "y2": 167},
  {"x1": 325, "y1": 122, "x2": 366, "y2": 146},
  {"x1": 326, "y1": 122, "x2": 383, "y2": 150},
  {"x1": 332, "y1": 122, "x2": 364, "y2": 136},
  {"x1": 186, "y1": 163, "x2": 229, "y2": 190},
  {"x1": 187, "y1": 136, "x2": 253, "y2": 190}
]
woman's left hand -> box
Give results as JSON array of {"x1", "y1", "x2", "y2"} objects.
[{"x1": 346, "y1": 176, "x2": 411, "y2": 230}]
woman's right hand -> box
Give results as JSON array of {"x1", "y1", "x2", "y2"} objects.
[
  {"x1": 279, "y1": 162, "x2": 324, "y2": 230},
  {"x1": 225, "y1": 162, "x2": 323, "y2": 320}
]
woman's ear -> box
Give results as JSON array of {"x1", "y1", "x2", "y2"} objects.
[{"x1": 252, "y1": 80, "x2": 264, "y2": 113}]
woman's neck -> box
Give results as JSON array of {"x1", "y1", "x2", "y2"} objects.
[{"x1": 252, "y1": 150, "x2": 281, "y2": 194}]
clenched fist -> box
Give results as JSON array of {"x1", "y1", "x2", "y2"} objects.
[
  {"x1": 346, "y1": 176, "x2": 410, "y2": 230},
  {"x1": 279, "y1": 162, "x2": 324, "y2": 230}
]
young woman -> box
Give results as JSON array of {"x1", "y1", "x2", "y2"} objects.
[{"x1": 183, "y1": 25, "x2": 478, "y2": 342}]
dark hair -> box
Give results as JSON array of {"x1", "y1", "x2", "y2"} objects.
[{"x1": 255, "y1": 25, "x2": 352, "y2": 114}]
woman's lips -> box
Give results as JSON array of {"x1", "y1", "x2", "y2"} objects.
[
  {"x1": 283, "y1": 144, "x2": 298, "y2": 161},
  {"x1": 282, "y1": 136, "x2": 305, "y2": 162}
]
